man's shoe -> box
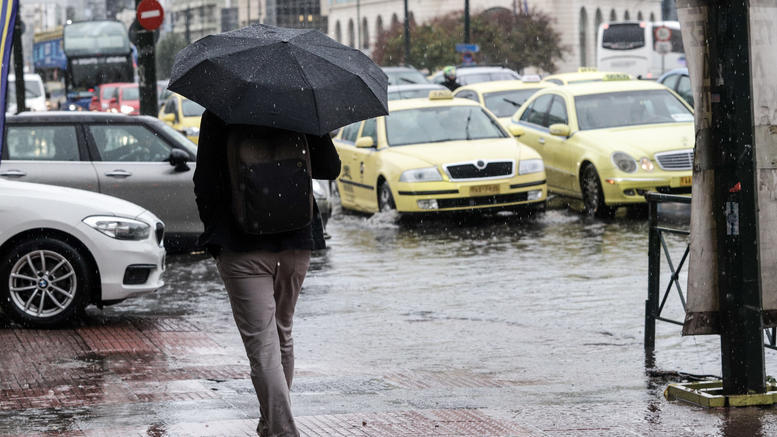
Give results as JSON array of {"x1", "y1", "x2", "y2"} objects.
[{"x1": 256, "y1": 418, "x2": 269, "y2": 437}]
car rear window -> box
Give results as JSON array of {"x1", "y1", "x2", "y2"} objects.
[
  {"x1": 121, "y1": 86, "x2": 139, "y2": 100},
  {"x1": 5, "y1": 125, "x2": 80, "y2": 161}
]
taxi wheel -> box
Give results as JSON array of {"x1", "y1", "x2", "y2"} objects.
[
  {"x1": 581, "y1": 165, "x2": 615, "y2": 218},
  {"x1": 378, "y1": 182, "x2": 396, "y2": 212},
  {"x1": 0, "y1": 237, "x2": 92, "y2": 328}
]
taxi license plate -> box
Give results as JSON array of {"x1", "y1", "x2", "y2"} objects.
[
  {"x1": 679, "y1": 176, "x2": 692, "y2": 186},
  {"x1": 470, "y1": 184, "x2": 500, "y2": 196}
]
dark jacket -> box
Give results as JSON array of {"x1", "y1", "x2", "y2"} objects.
[
  {"x1": 442, "y1": 78, "x2": 461, "y2": 91},
  {"x1": 193, "y1": 111, "x2": 341, "y2": 255}
]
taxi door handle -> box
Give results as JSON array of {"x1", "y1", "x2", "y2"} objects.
[
  {"x1": 0, "y1": 169, "x2": 26, "y2": 178},
  {"x1": 538, "y1": 137, "x2": 546, "y2": 144},
  {"x1": 105, "y1": 169, "x2": 132, "y2": 178}
]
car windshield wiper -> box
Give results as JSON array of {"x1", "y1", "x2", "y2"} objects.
[
  {"x1": 502, "y1": 97, "x2": 523, "y2": 107},
  {"x1": 465, "y1": 109, "x2": 473, "y2": 140},
  {"x1": 399, "y1": 77, "x2": 418, "y2": 84}
]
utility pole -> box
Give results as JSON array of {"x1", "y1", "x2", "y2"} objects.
[
  {"x1": 135, "y1": 0, "x2": 159, "y2": 116},
  {"x1": 464, "y1": 0, "x2": 470, "y2": 44},
  {"x1": 403, "y1": 0, "x2": 409, "y2": 63},
  {"x1": 12, "y1": 16, "x2": 25, "y2": 113},
  {"x1": 708, "y1": 1, "x2": 765, "y2": 395}
]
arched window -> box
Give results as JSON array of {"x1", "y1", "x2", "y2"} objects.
[
  {"x1": 376, "y1": 15, "x2": 384, "y2": 38},
  {"x1": 609, "y1": 9, "x2": 617, "y2": 22},
  {"x1": 579, "y1": 7, "x2": 588, "y2": 67},
  {"x1": 348, "y1": 19, "x2": 355, "y2": 48},
  {"x1": 594, "y1": 9, "x2": 603, "y2": 59},
  {"x1": 650, "y1": 12, "x2": 656, "y2": 22},
  {"x1": 391, "y1": 13, "x2": 399, "y2": 28},
  {"x1": 335, "y1": 21, "x2": 342, "y2": 43},
  {"x1": 624, "y1": 10, "x2": 630, "y2": 20},
  {"x1": 362, "y1": 17, "x2": 369, "y2": 49},
  {"x1": 637, "y1": 11, "x2": 644, "y2": 21}
]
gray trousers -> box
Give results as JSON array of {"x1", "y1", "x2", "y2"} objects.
[{"x1": 217, "y1": 249, "x2": 311, "y2": 437}]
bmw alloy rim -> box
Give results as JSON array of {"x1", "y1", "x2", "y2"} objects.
[{"x1": 8, "y1": 250, "x2": 77, "y2": 318}]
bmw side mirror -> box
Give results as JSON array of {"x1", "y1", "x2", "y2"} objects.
[{"x1": 169, "y1": 149, "x2": 190, "y2": 172}]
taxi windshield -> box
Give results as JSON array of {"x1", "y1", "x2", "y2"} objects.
[
  {"x1": 386, "y1": 106, "x2": 507, "y2": 146},
  {"x1": 182, "y1": 99, "x2": 205, "y2": 117},
  {"x1": 483, "y1": 89, "x2": 542, "y2": 117},
  {"x1": 575, "y1": 89, "x2": 692, "y2": 130}
]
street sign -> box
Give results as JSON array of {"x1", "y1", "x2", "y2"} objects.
[
  {"x1": 655, "y1": 41, "x2": 672, "y2": 55},
  {"x1": 654, "y1": 26, "x2": 671, "y2": 42},
  {"x1": 462, "y1": 51, "x2": 474, "y2": 65},
  {"x1": 137, "y1": 0, "x2": 164, "y2": 31},
  {"x1": 455, "y1": 43, "x2": 480, "y2": 53}
]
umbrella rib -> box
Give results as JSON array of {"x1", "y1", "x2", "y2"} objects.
[{"x1": 294, "y1": 49, "x2": 386, "y2": 105}]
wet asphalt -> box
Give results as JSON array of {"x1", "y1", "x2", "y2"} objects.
[{"x1": 2, "y1": 200, "x2": 777, "y2": 436}]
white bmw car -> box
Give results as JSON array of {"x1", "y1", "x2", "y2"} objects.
[{"x1": 0, "y1": 179, "x2": 165, "y2": 327}]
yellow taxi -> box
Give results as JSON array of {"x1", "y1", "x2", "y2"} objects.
[
  {"x1": 158, "y1": 93, "x2": 205, "y2": 144},
  {"x1": 509, "y1": 79, "x2": 694, "y2": 217},
  {"x1": 332, "y1": 90, "x2": 547, "y2": 214},
  {"x1": 542, "y1": 68, "x2": 635, "y2": 85},
  {"x1": 452, "y1": 77, "x2": 555, "y2": 128}
]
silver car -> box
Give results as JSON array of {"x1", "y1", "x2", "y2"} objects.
[{"x1": 0, "y1": 112, "x2": 332, "y2": 252}]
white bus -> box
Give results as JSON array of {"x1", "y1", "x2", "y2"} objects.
[{"x1": 596, "y1": 21, "x2": 685, "y2": 79}]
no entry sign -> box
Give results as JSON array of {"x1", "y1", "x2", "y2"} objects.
[{"x1": 137, "y1": 0, "x2": 164, "y2": 31}]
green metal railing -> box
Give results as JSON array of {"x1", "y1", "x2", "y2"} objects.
[{"x1": 644, "y1": 192, "x2": 777, "y2": 353}]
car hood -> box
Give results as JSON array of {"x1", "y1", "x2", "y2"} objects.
[
  {"x1": 0, "y1": 179, "x2": 148, "y2": 219},
  {"x1": 578, "y1": 123, "x2": 695, "y2": 157},
  {"x1": 383, "y1": 137, "x2": 522, "y2": 167}
]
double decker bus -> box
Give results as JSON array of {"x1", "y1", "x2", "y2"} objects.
[
  {"x1": 596, "y1": 21, "x2": 685, "y2": 79},
  {"x1": 62, "y1": 20, "x2": 134, "y2": 110}
]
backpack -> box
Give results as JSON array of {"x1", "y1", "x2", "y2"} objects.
[{"x1": 226, "y1": 126, "x2": 313, "y2": 235}]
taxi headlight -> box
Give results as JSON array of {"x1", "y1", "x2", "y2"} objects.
[
  {"x1": 83, "y1": 216, "x2": 151, "y2": 240},
  {"x1": 518, "y1": 159, "x2": 544, "y2": 175},
  {"x1": 611, "y1": 151, "x2": 637, "y2": 173},
  {"x1": 399, "y1": 167, "x2": 442, "y2": 182},
  {"x1": 184, "y1": 126, "x2": 200, "y2": 137},
  {"x1": 639, "y1": 157, "x2": 655, "y2": 172}
]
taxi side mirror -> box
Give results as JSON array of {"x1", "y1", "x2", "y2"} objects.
[
  {"x1": 160, "y1": 113, "x2": 175, "y2": 123},
  {"x1": 355, "y1": 136, "x2": 374, "y2": 148},
  {"x1": 549, "y1": 123, "x2": 571, "y2": 137},
  {"x1": 507, "y1": 124, "x2": 525, "y2": 137}
]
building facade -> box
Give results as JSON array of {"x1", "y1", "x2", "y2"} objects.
[{"x1": 326, "y1": 0, "x2": 663, "y2": 73}]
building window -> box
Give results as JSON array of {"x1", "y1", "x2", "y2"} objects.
[
  {"x1": 638, "y1": 11, "x2": 643, "y2": 21},
  {"x1": 376, "y1": 15, "x2": 384, "y2": 37},
  {"x1": 610, "y1": 9, "x2": 617, "y2": 21},
  {"x1": 362, "y1": 17, "x2": 369, "y2": 49},
  {"x1": 650, "y1": 12, "x2": 656, "y2": 22},
  {"x1": 335, "y1": 21, "x2": 341, "y2": 43},
  {"x1": 579, "y1": 7, "x2": 588, "y2": 67},
  {"x1": 594, "y1": 8, "x2": 603, "y2": 59},
  {"x1": 348, "y1": 19, "x2": 354, "y2": 48},
  {"x1": 624, "y1": 10, "x2": 630, "y2": 20}
]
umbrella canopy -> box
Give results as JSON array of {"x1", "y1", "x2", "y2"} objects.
[{"x1": 168, "y1": 24, "x2": 388, "y2": 136}]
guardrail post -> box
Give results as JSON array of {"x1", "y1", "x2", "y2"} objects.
[{"x1": 645, "y1": 195, "x2": 660, "y2": 353}]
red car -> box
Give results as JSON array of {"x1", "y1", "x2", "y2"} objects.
[{"x1": 90, "y1": 82, "x2": 140, "y2": 115}]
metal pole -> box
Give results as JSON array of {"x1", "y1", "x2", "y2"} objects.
[
  {"x1": 645, "y1": 196, "x2": 659, "y2": 352},
  {"x1": 185, "y1": 7, "x2": 191, "y2": 44},
  {"x1": 12, "y1": 17, "x2": 25, "y2": 113},
  {"x1": 135, "y1": 0, "x2": 158, "y2": 116},
  {"x1": 708, "y1": 1, "x2": 765, "y2": 395},
  {"x1": 464, "y1": 0, "x2": 470, "y2": 44},
  {"x1": 403, "y1": 0, "x2": 409, "y2": 63}
]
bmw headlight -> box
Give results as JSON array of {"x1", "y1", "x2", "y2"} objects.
[
  {"x1": 399, "y1": 167, "x2": 443, "y2": 182},
  {"x1": 611, "y1": 151, "x2": 637, "y2": 173},
  {"x1": 83, "y1": 216, "x2": 151, "y2": 240},
  {"x1": 639, "y1": 157, "x2": 655, "y2": 172},
  {"x1": 183, "y1": 126, "x2": 200, "y2": 137},
  {"x1": 518, "y1": 159, "x2": 544, "y2": 175},
  {"x1": 120, "y1": 104, "x2": 134, "y2": 114}
]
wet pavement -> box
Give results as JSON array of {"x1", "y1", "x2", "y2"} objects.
[{"x1": 2, "y1": 202, "x2": 777, "y2": 436}]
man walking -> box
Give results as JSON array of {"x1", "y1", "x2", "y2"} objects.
[{"x1": 193, "y1": 110, "x2": 341, "y2": 437}]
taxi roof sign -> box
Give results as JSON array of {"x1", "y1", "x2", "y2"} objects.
[
  {"x1": 429, "y1": 89, "x2": 454, "y2": 100},
  {"x1": 521, "y1": 74, "x2": 541, "y2": 83},
  {"x1": 602, "y1": 73, "x2": 632, "y2": 81},
  {"x1": 578, "y1": 67, "x2": 598, "y2": 72}
]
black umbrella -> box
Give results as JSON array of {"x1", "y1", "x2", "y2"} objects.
[{"x1": 167, "y1": 24, "x2": 388, "y2": 136}]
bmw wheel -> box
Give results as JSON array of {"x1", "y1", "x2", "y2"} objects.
[
  {"x1": 581, "y1": 164, "x2": 615, "y2": 218},
  {"x1": 378, "y1": 181, "x2": 396, "y2": 212},
  {"x1": 0, "y1": 237, "x2": 92, "y2": 328}
]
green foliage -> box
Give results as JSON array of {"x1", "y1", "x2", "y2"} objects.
[
  {"x1": 155, "y1": 32, "x2": 189, "y2": 80},
  {"x1": 372, "y1": 8, "x2": 567, "y2": 74}
]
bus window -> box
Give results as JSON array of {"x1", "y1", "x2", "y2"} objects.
[{"x1": 602, "y1": 23, "x2": 645, "y2": 50}]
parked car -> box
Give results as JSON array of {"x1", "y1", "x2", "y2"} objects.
[
  {"x1": 429, "y1": 65, "x2": 520, "y2": 86},
  {"x1": 98, "y1": 82, "x2": 140, "y2": 115},
  {"x1": 332, "y1": 90, "x2": 547, "y2": 214},
  {"x1": 510, "y1": 78, "x2": 694, "y2": 217},
  {"x1": 158, "y1": 93, "x2": 205, "y2": 144},
  {"x1": 0, "y1": 178, "x2": 165, "y2": 327},
  {"x1": 387, "y1": 83, "x2": 446, "y2": 100},
  {"x1": 658, "y1": 68, "x2": 692, "y2": 107},
  {"x1": 89, "y1": 83, "x2": 120, "y2": 112},
  {"x1": 0, "y1": 112, "x2": 333, "y2": 251},
  {"x1": 453, "y1": 77, "x2": 555, "y2": 128},
  {"x1": 382, "y1": 66, "x2": 430, "y2": 85},
  {"x1": 6, "y1": 73, "x2": 47, "y2": 113},
  {"x1": 0, "y1": 112, "x2": 199, "y2": 251},
  {"x1": 541, "y1": 68, "x2": 635, "y2": 85}
]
